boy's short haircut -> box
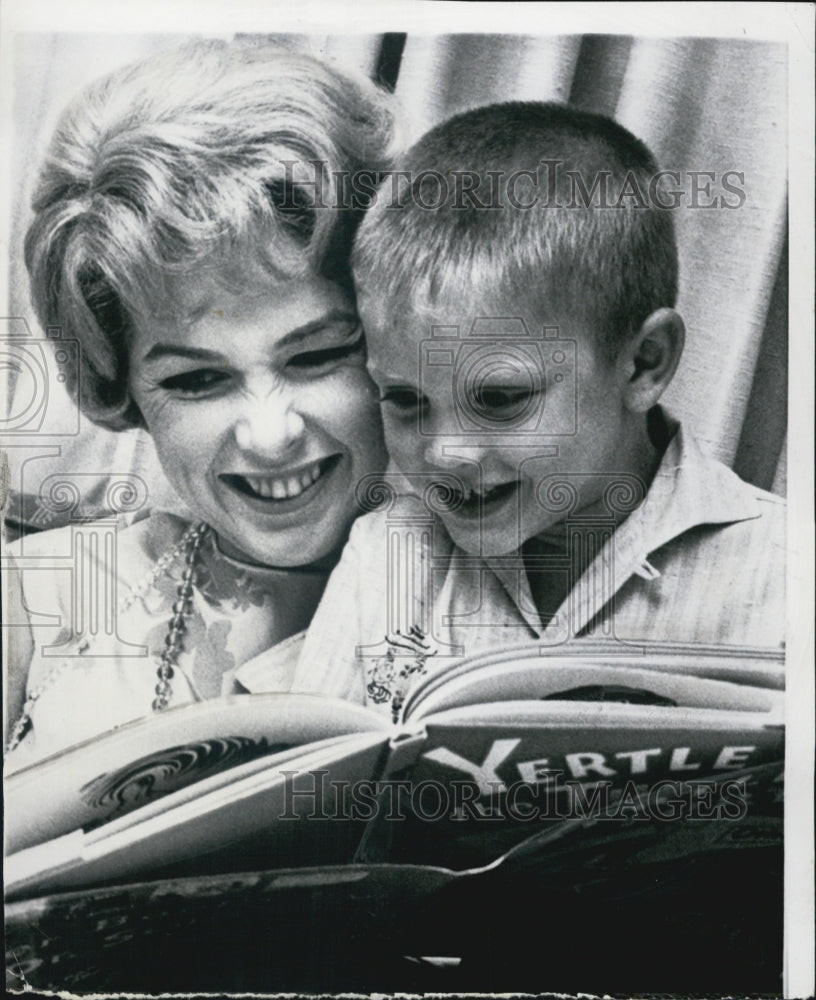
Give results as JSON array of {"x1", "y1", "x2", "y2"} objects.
[
  {"x1": 24, "y1": 40, "x2": 396, "y2": 431},
  {"x1": 352, "y1": 102, "x2": 678, "y2": 358}
]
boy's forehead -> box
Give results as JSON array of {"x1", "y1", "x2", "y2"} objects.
[{"x1": 359, "y1": 289, "x2": 591, "y2": 344}]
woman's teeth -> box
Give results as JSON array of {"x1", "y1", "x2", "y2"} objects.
[{"x1": 243, "y1": 461, "x2": 322, "y2": 500}]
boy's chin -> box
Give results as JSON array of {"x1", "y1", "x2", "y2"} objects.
[{"x1": 439, "y1": 516, "x2": 526, "y2": 558}]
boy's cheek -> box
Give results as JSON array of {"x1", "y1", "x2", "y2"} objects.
[{"x1": 382, "y1": 424, "x2": 418, "y2": 468}]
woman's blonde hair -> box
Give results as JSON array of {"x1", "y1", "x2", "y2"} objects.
[{"x1": 25, "y1": 39, "x2": 397, "y2": 430}]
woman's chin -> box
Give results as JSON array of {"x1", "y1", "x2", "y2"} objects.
[
  {"x1": 213, "y1": 525, "x2": 346, "y2": 571},
  {"x1": 187, "y1": 455, "x2": 356, "y2": 568}
]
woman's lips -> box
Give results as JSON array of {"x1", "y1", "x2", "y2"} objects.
[{"x1": 221, "y1": 455, "x2": 341, "y2": 502}]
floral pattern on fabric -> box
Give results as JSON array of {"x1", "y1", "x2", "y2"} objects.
[
  {"x1": 194, "y1": 535, "x2": 272, "y2": 613},
  {"x1": 365, "y1": 625, "x2": 438, "y2": 723},
  {"x1": 6, "y1": 511, "x2": 314, "y2": 766}
]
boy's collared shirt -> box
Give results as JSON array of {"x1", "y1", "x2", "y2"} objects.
[{"x1": 282, "y1": 410, "x2": 785, "y2": 713}]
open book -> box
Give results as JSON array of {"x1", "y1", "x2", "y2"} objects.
[{"x1": 5, "y1": 641, "x2": 784, "y2": 899}]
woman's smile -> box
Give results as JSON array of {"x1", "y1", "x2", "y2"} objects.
[
  {"x1": 224, "y1": 455, "x2": 331, "y2": 500},
  {"x1": 220, "y1": 454, "x2": 342, "y2": 505}
]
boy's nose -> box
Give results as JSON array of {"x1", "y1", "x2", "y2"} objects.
[{"x1": 421, "y1": 433, "x2": 474, "y2": 471}]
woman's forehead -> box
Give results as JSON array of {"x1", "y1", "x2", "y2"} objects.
[
  {"x1": 130, "y1": 269, "x2": 356, "y2": 354},
  {"x1": 136, "y1": 266, "x2": 323, "y2": 323}
]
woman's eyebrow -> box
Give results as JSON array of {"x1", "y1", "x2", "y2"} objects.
[
  {"x1": 142, "y1": 310, "x2": 360, "y2": 363},
  {"x1": 141, "y1": 344, "x2": 226, "y2": 364},
  {"x1": 278, "y1": 310, "x2": 360, "y2": 348}
]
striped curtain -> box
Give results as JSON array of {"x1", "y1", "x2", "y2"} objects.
[{"x1": 4, "y1": 31, "x2": 787, "y2": 537}]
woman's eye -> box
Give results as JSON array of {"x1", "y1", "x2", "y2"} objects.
[
  {"x1": 158, "y1": 370, "x2": 229, "y2": 395},
  {"x1": 288, "y1": 337, "x2": 364, "y2": 370}
]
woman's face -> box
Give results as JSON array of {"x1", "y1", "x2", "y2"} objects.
[{"x1": 128, "y1": 270, "x2": 387, "y2": 567}]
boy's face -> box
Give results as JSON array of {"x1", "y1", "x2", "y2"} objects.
[{"x1": 362, "y1": 293, "x2": 638, "y2": 557}]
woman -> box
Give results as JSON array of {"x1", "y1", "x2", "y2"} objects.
[{"x1": 6, "y1": 39, "x2": 394, "y2": 764}]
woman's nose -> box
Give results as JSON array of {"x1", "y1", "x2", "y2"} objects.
[{"x1": 234, "y1": 395, "x2": 306, "y2": 459}]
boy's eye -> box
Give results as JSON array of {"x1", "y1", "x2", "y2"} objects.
[
  {"x1": 473, "y1": 386, "x2": 538, "y2": 415},
  {"x1": 159, "y1": 369, "x2": 230, "y2": 395},
  {"x1": 288, "y1": 335, "x2": 364, "y2": 370},
  {"x1": 378, "y1": 386, "x2": 424, "y2": 411}
]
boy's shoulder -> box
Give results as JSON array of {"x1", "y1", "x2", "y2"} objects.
[
  {"x1": 696, "y1": 450, "x2": 785, "y2": 536},
  {"x1": 635, "y1": 426, "x2": 785, "y2": 635},
  {"x1": 670, "y1": 454, "x2": 785, "y2": 570},
  {"x1": 700, "y1": 453, "x2": 785, "y2": 519},
  {"x1": 345, "y1": 493, "x2": 454, "y2": 558}
]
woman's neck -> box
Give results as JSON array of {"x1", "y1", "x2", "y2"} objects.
[{"x1": 199, "y1": 529, "x2": 344, "y2": 640}]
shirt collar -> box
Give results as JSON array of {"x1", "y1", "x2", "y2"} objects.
[
  {"x1": 487, "y1": 409, "x2": 764, "y2": 637},
  {"x1": 616, "y1": 411, "x2": 763, "y2": 557}
]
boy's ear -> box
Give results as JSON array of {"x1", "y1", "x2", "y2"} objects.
[{"x1": 620, "y1": 307, "x2": 685, "y2": 413}]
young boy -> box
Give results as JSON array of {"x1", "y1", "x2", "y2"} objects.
[{"x1": 290, "y1": 102, "x2": 785, "y2": 717}]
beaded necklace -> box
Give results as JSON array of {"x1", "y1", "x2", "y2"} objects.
[
  {"x1": 152, "y1": 522, "x2": 209, "y2": 710},
  {"x1": 5, "y1": 521, "x2": 210, "y2": 754}
]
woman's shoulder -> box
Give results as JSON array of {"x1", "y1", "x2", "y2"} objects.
[{"x1": 5, "y1": 508, "x2": 195, "y2": 577}]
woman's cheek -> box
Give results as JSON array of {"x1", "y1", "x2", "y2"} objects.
[
  {"x1": 145, "y1": 401, "x2": 218, "y2": 469},
  {"x1": 301, "y1": 369, "x2": 385, "y2": 472},
  {"x1": 341, "y1": 367, "x2": 384, "y2": 419},
  {"x1": 340, "y1": 370, "x2": 386, "y2": 442}
]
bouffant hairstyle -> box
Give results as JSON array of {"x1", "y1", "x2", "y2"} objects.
[
  {"x1": 352, "y1": 101, "x2": 677, "y2": 359},
  {"x1": 25, "y1": 40, "x2": 397, "y2": 430}
]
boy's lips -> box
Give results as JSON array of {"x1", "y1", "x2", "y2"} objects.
[
  {"x1": 440, "y1": 479, "x2": 520, "y2": 519},
  {"x1": 220, "y1": 455, "x2": 342, "y2": 507}
]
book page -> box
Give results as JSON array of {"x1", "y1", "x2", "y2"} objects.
[{"x1": 406, "y1": 642, "x2": 785, "y2": 719}]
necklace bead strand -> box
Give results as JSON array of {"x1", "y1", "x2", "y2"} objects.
[{"x1": 152, "y1": 522, "x2": 209, "y2": 712}]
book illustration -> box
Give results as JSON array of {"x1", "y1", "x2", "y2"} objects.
[
  {"x1": 5, "y1": 692, "x2": 385, "y2": 854},
  {"x1": 79, "y1": 736, "x2": 287, "y2": 824}
]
